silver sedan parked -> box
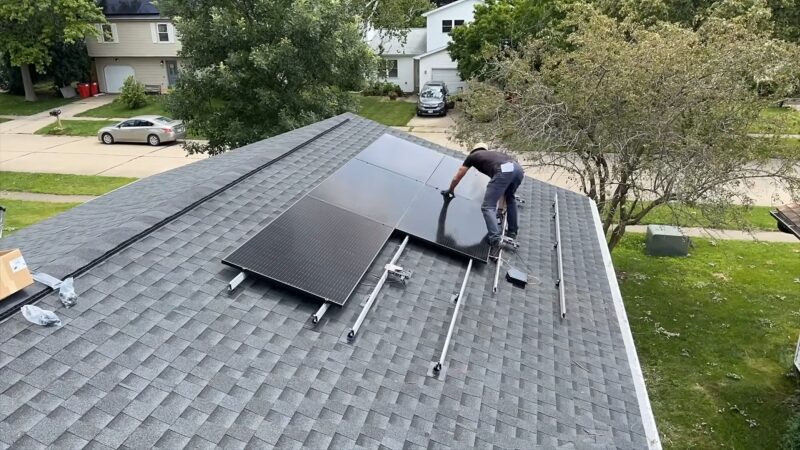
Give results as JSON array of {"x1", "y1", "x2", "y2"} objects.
[{"x1": 98, "y1": 115, "x2": 186, "y2": 146}]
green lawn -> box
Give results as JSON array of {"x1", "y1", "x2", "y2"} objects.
[
  {"x1": 615, "y1": 235, "x2": 800, "y2": 449},
  {"x1": 0, "y1": 92, "x2": 76, "y2": 116},
  {"x1": 751, "y1": 107, "x2": 800, "y2": 134},
  {"x1": 76, "y1": 96, "x2": 169, "y2": 119},
  {"x1": 34, "y1": 119, "x2": 119, "y2": 137},
  {"x1": 0, "y1": 172, "x2": 136, "y2": 196},
  {"x1": 0, "y1": 199, "x2": 79, "y2": 235},
  {"x1": 0, "y1": 118, "x2": 11, "y2": 124},
  {"x1": 357, "y1": 96, "x2": 416, "y2": 126},
  {"x1": 636, "y1": 203, "x2": 777, "y2": 231}
]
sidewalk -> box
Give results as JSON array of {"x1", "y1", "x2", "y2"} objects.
[
  {"x1": 626, "y1": 225, "x2": 797, "y2": 243},
  {"x1": 0, "y1": 95, "x2": 117, "y2": 134}
]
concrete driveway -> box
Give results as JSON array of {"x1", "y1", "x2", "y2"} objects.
[{"x1": 0, "y1": 134, "x2": 205, "y2": 177}]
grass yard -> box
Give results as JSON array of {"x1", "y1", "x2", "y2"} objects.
[
  {"x1": 358, "y1": 96, "x2": 416, "y2": 126},
  {"x1": 615, "y1": 235, "x2": 800, "y2": 449},
  {"x1": 0, "y1": 199, "x2": 79, "y2": 235},
  {"x1": 0, "y1": 172, "x2": 136, "y2": 196},
  {"x1": 34, "y1": 119, "x2": 119, "y2": 137},
  {"x1": 0, "y1": 92, "x2": 75, "y2": 116},
  {"x1": 751, "y1": 107, "x2": 800, "y2": 134},
  {"x1": 76, "y1": 96, "x2": 169, "y2": 119},
  {"x1": 0, "y1": 118, "x2": 11, "y2": 124},
  {"x1": 636, "y1": 203, "x2": 777, "y2": 231}
]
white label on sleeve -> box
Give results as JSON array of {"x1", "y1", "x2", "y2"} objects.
[
  {"x1": 9, "y1": 256, "x2": 27, "y2": 273},
  {"x1": 500, "y1": 162, "x2": 514, "y2": 173}
]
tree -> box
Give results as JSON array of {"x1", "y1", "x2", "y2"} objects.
[
  {"x1": 448, "y1": 0, "x2": 563, "y2": 80},
  {"x1": 355, "y1": 0, "x2": 434, "y2": 36},
  {"x1": 0, "y1": 0, "x2": 104, "y2": 101},
  {"x1": 453, "y1": 5, "x2": 800, "y2": 250},
  {"x1": 48, "y1": 41, "x2": 91, "y2": 89},
  {"x1": 159, "y1": 0, "x2": 375, "y2": 155}
]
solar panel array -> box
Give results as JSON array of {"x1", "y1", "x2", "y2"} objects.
[{"x1": 223, "y1": 134, "x2": 491, "y2": 305}]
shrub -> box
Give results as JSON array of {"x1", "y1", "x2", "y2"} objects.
[
  {"x1": 783, "y1": 414, "x2": 800, "y2": 450},
  {"x1": 362, "y1": 81, "x2": 403, "y2": 97},
  {"x1": 119, "y1": 76, "x2": 147, "y2": 109},
  {"x1": 388, "y1": 91, "x2": 398, "y2": 100}
]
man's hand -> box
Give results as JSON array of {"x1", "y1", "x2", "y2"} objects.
[{"x1": 440, "y1": 189, "x2": 455, "y2": 201}]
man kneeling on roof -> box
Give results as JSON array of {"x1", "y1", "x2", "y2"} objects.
[{"x1": 441, "y1": 142, "x2": 524, "y2": 250}]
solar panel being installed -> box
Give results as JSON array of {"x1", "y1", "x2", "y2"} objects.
[
  {"x1": 426, "y1": 155, "x2": 490, "y2": 201},
  {"x1": 355, "y1": 134, "x2": 443, "y2": 182},
  {"x1": 397, "y1": 186, "x2": 491, "y2": 262},
  {"x1": 223, "y1": 196, "x2": 392, "y2": 305},
  {"x1": 309, "y1": 159, "x2": 423, "y2": 227}
]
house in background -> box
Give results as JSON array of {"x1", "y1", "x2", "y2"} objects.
[
  {"x1": 87, "y1": 0, "x2": 181, "y2": 93},
  {"x1": 368, "y1": 0, "x2": 482, "y2": 93}
]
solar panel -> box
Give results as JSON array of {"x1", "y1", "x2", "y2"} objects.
[
  {"x1": 397, "y1": 186, "x2": 491, "y2": 262},
  {"x1": 772, "y1": 203, "x2": 800, "y2": 239},
  {"x1": 99, "y1": 0, "x2": 159, "y2": 15},
  {"x1": 223, "y1": 196, "x2": 392, "y2": 305},
  {"x1": 426, "y1": 156, "x2": 490, "y2": 201},
  {"x1": 309, "y1": 159, "x2": 424, "y2": 227},
  {"x1": 356, "y1": 134, "x2": 443, "y2": 182}
]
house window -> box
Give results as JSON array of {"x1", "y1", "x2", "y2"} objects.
[
  {"x1": 386, "y1": 59, "x2": 398, "y2": 78},
  {"x1": 101, "y1": 24, "x2": 115, "y2": 43},
  {"x1": 156, "y1": 23, "x2": 170, "y2": 42},
  {"x1": 454, "y1": 19, "x2": 465, "y2": 28},
  {"x1": 442, "y1": 20, "x2": 452, "y2": 33}
]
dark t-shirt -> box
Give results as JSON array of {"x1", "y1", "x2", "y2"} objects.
[{"x1": 463, "y1": 150, "x2": 514, "y2": 177}]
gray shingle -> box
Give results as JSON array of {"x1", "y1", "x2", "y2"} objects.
[{"x1": 0, "y1": 114, "x2": 653, "y2": 449}]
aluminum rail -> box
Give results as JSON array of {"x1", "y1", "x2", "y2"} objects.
[
  {"x1": 432, "y1": 258, "x2": 473, "y2": 373},
  {"x1": 228, "y1": 271, "x2": 247, "y2": 291},
  {"x1": 347, "y1": 236, "x2": 410, "y2": 340},
  {"x1": 312, "y1": 302, "x2": 331, "y2": 325},
  {"x1": 553, "y1": 194, "x2": 566, "y2": 319},
  {"x1": 492, "y1": 214, "x2": 507, "y2": 293}
]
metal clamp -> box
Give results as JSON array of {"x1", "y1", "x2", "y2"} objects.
[{"x1": 385, "y1": 263, "x2": 413, "y2": 285}]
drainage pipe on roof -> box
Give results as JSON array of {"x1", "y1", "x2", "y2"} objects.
[
  {"x1": 347, "y1": 235, "x2": 410, "y2": 340},
  {"x1": 553, "y1": 193, "x2": 566, "y2": 319},
  {"x1": 433, "y1": 258, "x2": 473, "y2": 374}
]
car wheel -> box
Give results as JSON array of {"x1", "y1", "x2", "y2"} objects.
[
  {"x1": 101, "y1": 133, "x2": 114, "y2": 145},
  {"x1": 147, "y1": 134, "x2": 161, "y2": 146}
]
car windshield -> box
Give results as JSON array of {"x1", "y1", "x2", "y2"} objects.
[
  {"x1": 154, "y1": 116, "x2": 173, "y2": 123},
  {"x1": 420, "y1": 89, "x2": 443, "y2": 100}
]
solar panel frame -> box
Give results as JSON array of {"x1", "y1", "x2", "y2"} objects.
[
  {"x1": 425, "y1": 155, "x2": 490, "y2": 201},
  {"x1": 355, "y1": 134, "x2": 444, "y2": 182},
  {"x1": 222, "y1": 196, "x2": 393, "y2": 305}
]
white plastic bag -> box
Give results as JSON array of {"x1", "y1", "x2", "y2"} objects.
[
  {"x1": 21, "y1": 305, "x2": 62, "y2": 327},
  {"x1": 58, "y1": 277, "x2": 77, "y2": 308}
]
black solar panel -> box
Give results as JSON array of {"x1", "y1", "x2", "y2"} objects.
[
  {"x1": 98, "y1": 0, "x2": 159, "y2": 15},
  {"x1": 223, "y1": 196, "x2": 392, "y2": 305},
  {"x1": 772, "y1": 203, "x2": 800, "y2": 239},
  {"x1": 309, "y1": 159, "x2": 424, "y2": 227},
  {"x1": 356, "y1": 134, "x2": 443, "y2": 182},
  {"x1": 426, "y1": 156, "x2": 490, "y2": 201},
  {"x1": 397, "y1": 186, "x2": 490, "y2": 262}
]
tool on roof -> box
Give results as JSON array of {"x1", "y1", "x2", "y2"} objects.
[
  {"x1": 431, "y1": 258, "x2": 472, "y2": 377},
  {"x1": 553, "y1": 193, "x2": 566, "y2": 319},
  {"x1": 348, "y1": 235, "x2": 410, "y2": 341}
]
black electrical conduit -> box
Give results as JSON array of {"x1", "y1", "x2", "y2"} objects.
[{"x1": 0, "y1": 118, "x2": 351, "y2": 322}]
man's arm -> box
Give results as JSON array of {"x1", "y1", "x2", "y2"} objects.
[{"x1": 447, "y1": 166, "x2": 469, "y2": 192}]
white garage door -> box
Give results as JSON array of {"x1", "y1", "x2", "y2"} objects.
[
  {"x1": 104, "y1": 65, "x2": 135, "y2": 93},
  {"x1": 430, "y1": 68, "x2": 465, "y2": 92}
]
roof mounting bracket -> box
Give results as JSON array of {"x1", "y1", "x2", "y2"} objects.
[
  {"x1": 431, "y1": 258, "x2": 473, "y2": 378},
  {"x1": 347, "y1": 235, "x2": 410, "y2": 341},
  {"x1": 385, "y1": 263, "x2": 413, "y2": 285},
  {"x1": 228, "y1": 271, "x2": 247, "y2": 292},
  {"x1": 553, "y1": 194, "x2": 566, "y2": 319},
  {"x1": 312, "y1": 302, "x2": 331, "y2": 325}
]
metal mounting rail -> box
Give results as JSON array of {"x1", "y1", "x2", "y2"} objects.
[
  {"x1": 553, "y1": 194, "x2": 566, "y2": 319},
  {"x1": 492, "y1": 214, "x2": 507, "y2": 293},
  {"x1": 347, "y1": 236, "x2": 410, "y2": 341},
  {"x1": 432, "y1": 258, "x2": 473, "y2": 374},
  {"x1": 228, "y1": 271, "x2": 247, "y2": 291},
  {"x1": 312, "y1": 302, "x2": 331, "y2": 325}
]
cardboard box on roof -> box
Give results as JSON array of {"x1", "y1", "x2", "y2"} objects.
[{"x1": 0, "y1": 249, "x2": 34, "y2": 300}]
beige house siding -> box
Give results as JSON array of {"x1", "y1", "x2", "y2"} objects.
[
  {"x1": 95, "y1": 57, "x2": 182, "y2": 93},
  {"x1": 87, "y1": 20, "x2": 181, "y2": 58}
]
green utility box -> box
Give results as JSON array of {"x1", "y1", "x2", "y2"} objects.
[{"x1": 645, "y1": 225, "x2": 689, "y2": 257}]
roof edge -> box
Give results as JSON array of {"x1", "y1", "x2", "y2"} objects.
[
  {"x1": 589, "y1": 200, "x2": 663, "y2": 450},
  {"x1": 422, "y1": 0, "x2": 476, "y2": 17},
  {"x1": 413, "y1": 46, "x2": 448, "y2": 59}
]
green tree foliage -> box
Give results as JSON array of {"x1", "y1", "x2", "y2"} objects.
[
  {"x1": 48, "y1": 41, "x2": 90, "y2": 88},
  {"x1": 454, "y1": 5, "x2": 800, "y2": 249},
  {"x1": 448, "y1": 0, "x2": 563, "y2": 80},
  {"x1": 355, "y1": 0, "x2": 434, "y2": 35},
  {"x1": 0, "y1": 0, "x2": 104, "y2": 101},
  {"x1": 159, "y1": 0, "x2": 375, "y2": 155},
  {"x1": 119, "y1": 76, "x2": 147, "y2": 109}
]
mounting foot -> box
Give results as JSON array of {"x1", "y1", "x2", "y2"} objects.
[
  {"x1": 228, "y1": 271, "x2": 246, "y2": 291},
  {"x1": 312, "y1": 302, "x2": 330, "y2": 325}
]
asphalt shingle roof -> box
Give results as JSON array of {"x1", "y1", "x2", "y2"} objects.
[{"x1": 0, "y1": 114, "x2": 657, "y2": 449}]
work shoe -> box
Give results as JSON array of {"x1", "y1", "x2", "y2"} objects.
[{"x1": 506, "y1": 231, "x2": 517, "y2": 240}]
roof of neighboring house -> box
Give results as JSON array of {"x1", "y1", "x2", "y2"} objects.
[
  {"x1": 0, "y1": 114, "x2": 660, "y2": 449},
  {"x1": 422, "y1": 0, "x2": 481, "y2": 17},
  {"x1": 413, "y1": 46, "x2": 449, "y2": 60},
  {"x1": 98, "y1": 0, "x2": 159, "y2": 16},
  {"x1": 368, "y1": 29, "x2": 428, "y2": 56}
]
